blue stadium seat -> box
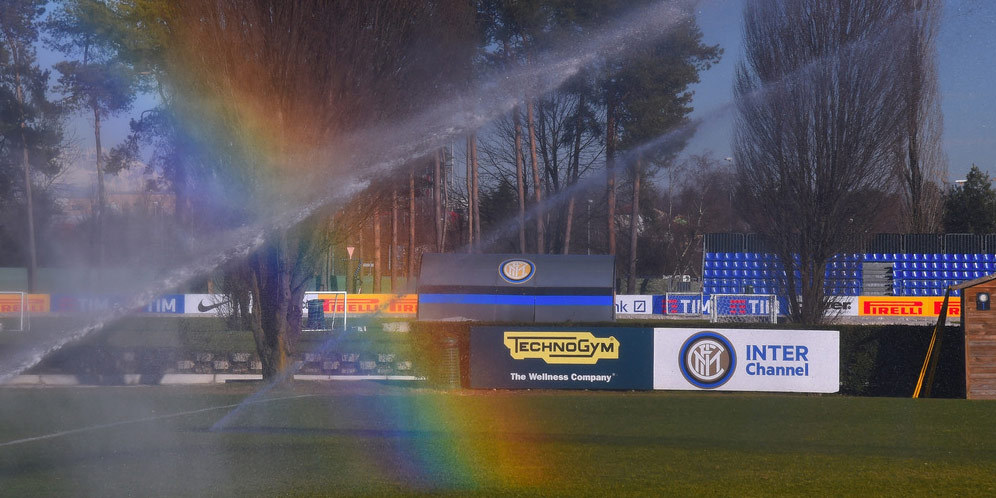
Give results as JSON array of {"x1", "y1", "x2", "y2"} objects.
[{"x1": 983, "y1": 254, "x2": 994, "y2": 263}]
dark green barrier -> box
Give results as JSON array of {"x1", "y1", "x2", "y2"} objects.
[{"x1": 414, "y1": 322, "x2": 965, "y2": 397}]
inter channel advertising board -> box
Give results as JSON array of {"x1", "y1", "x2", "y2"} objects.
[
  {"x1": 653, "y1": 328, "x2": 839, "y2": 393},
  {"x1": 470, "y1": 327, "x2": 839, "y2": 393}
]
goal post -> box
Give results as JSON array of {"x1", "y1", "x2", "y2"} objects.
[
  {"x1": 0, "y1": 292, "x2": 27, "y2": 332},
  {"x1": 709, "y1": 293, "x2": 778, "y2": 324},
  {"x1": 303, "y1": 291, "x2": 348, "y2": 332}
]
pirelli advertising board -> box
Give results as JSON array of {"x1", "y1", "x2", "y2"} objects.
[
  {"x1": 470, "y1": 327, "x2": 654, "y2": 390},
  {"x1": 857, "y1": 296, "x2": 961, "y2": 317},
  {"x1": 471, "y1": 327, "x2": 839, "y2": 393}
]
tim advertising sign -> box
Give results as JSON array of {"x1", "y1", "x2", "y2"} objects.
[
  {"x1": 50, "y1": 294, "x2": 184, "y2": 314},
  {"x1": 653, "y1": 328, "x2": 839, "y2": 393},
  {"x1": 470, "y1": 326, "x2": 653, "y2": 390},
  {"x1": 657, "y1": 294, "x2": 704, "y2": 315}
]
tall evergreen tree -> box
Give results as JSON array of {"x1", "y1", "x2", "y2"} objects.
[
  {"x1": 45, "y1": 0, "x2": 138, "y2": 265},
  {"x1": 0, "y1": 0, "x2": 65, "y2": 289},
  {"x1": 943, "y1": 165, "x2": 996, "y2": 235}
]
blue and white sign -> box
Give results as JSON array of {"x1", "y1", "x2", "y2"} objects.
[
  {"x1": 653, "y1": 328, "x2": 839, "y2": 393},
  {"x1": 661, "y1": 294, "x2": 704, "y2": 315},
  {"x1": 615, "y1": 295, "x2": 652, "y2": 315}
]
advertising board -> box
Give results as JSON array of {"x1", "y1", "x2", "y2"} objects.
[
  {"x1": 857, "y1": 296, "x2": 961, "y2": 317},
  {"x1": 50, "y1": 294, "x2": 185, "y2": 314},
  {"x1": 657, "y1": 294, "x2": 704, "y2": 315},
  {"x1": 653, "y1": 328, "x2": 839, "y2": 393},
  {"x1": 0, "y1": 293, "x2": 50, "y2": 313},
  {"x1": 309, "y1": 293, "x2": 417, "y2": 316},
  {"x1": 184, "y1": 294, "x2": 230, "y2": 315},
  {"x1": 614, "y1": 295, "x2": 652, "y2": 315},
  {"x1": 470, "y1": 326, "x2": 654, "y2": 390}
]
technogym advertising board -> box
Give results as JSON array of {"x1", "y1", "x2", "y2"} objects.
[
  {"x1": 470, "y1": 327, "x2": 839, "y2": 393},
  {"x1": 470, "y1": 327, "x2": 654, "y2": 390}
]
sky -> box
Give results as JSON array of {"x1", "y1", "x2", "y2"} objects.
[
  {"x1": 686, "y1": 0, "x2": 996, "y2": 182},
  {"x1": 54, "y1": 0, "x2": 996, "y2": 188}
]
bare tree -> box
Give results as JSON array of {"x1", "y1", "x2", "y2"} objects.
[
  {"x1": 390, "y1": 188, "x2": 397, "y2": 291},
  {"x1": 528, "y1": 99, "x2": 544, "y2": 253},
  {"x1": 471, "y1": 132, "x2": 481, "y2": 250},
  {"x1": 897, "y1": 0, "x2": 946, "y2": 233},
  {"x1": 734, "y1": 0, "x2": 909, "y2": 323},
  {"x1": 434, "y1": 149, "x2": 443, "y2": 252},
  {"x1": 513, "y1": 106, "x2": 527, "y2": 253},
  {"x1": 408, "y1": 167, "x2": 416, "y2": 278},
  {"x1": 605, "y1": 96, "x2": 618, "y2": 256}
]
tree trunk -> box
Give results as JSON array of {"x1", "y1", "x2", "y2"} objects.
[
  {"x1": 466, "y1": 134, "x2": 473, "y2": 252},
  {"x1": 408, "y1": 168, "x2": 416, "y2": 279},
  {"x1": 248, "y1": 236, "x2": 292, "y2": 379},
  {"x1": 434, "y1": 151, "x2": 443, "y2": 252},
  {"x1": 514, "y1": 106, "x2": 527, "y2": 253},
  {"x1": 606, "y1": 96, "x2": 617, "y2": 256},
  {"x1": 94, "y1": 105, "x2": 104, "y2": 267},
  {"x1": 11, "y1": 52, "x2": 37, "y2": 292},
  {"x1": 563, "y1": 94, "x2": 585, "y2": 255},
  {"x1": 471, "y1": 131, "x2": 481, "y2": 251},
  {"x1": 627, "y1": 157, "x2": 641, "y2": 294},
  {"x1": 391, "y1": 188, "x2": 398, "y2": 292},
  {"x1": 373, "y1": 206, "x2": 381, "y2": 293},
  {"x1": 527, "y1": 99, "x2": 544, "y2": 253}
]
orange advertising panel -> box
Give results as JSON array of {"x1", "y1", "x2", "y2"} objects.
[
  {"x1": 858, "y1": 296, "x2": 961, "y2": 317},
  {"x1": 0, "y1": 293, "x2": 50, "y2": 313},
  {"x1": 313, "y1": 293, "x2": 417, "y2": 315}
]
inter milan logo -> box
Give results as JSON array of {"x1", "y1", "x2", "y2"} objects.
[
  {"x1": 679, "y1": 331, "x2": 735, "y2": 389},
  {"x1": 499, "y1": 259, "x2": 535, "y2": 283}
]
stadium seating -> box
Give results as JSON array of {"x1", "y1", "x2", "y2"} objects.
[{"x1": 701, "y1": 251, "x2": 991, "y2": 298}]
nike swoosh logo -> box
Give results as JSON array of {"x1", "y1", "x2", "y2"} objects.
[{"x1": 198, "y1": 300, "x2": 229, "y2": 312}]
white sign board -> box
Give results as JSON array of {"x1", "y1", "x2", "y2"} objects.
[
  {"x1": 825, "y1": 296, "x2": 858, "y2": 316},
  {"x1": 653, "y1": 328, "x2": 839, "y2": 393},
  {"x1": 184, "y1": 294, "x2": 231, "y2": 315},
  {"x1": 615, "y1": 295, "x2": 653, "y2": 315}
]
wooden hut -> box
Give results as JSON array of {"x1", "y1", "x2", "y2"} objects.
[{"x1": 952, "y1": 275, "x2": 996, "y2": 399}]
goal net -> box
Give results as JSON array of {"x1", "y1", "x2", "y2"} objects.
[
  {"x1": 0, "y1": 292, "x2": 27, "y2": 332},
  {"x1": 303, "y1": 291, "x2": 348, "y2": 332},
  {"x1": 664, "y1": 293, "x2": 705, "y2": 317},
  {"x1": 709, "y1": 294, "x2": 778, "y2": 324}
]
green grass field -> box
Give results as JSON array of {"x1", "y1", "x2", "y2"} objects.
[{"x1": 0, "y1": 384, "x2": 993, "y2": 496}]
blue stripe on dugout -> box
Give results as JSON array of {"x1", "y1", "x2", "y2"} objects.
[{"x1": 419, "y1": 294, "x2": 613, "y2": 306}]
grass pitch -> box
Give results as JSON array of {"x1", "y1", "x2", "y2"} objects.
[{"x1": 0, "y1": 384, "x2": 993, "y2": 496}]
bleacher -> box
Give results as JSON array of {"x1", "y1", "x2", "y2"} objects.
[
  {"x1": 703, "y1": 252, "x2": 861, "y2": 296},
  {"x1": 703, "y1": 252, "x2": 994, "y2": 298}
]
